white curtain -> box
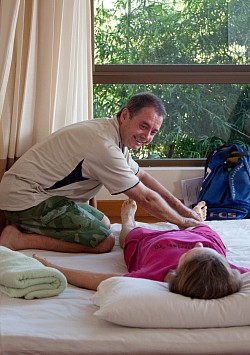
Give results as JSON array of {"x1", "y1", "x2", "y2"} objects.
[{"x1": 0, "y1": 0, "x2": 93, "y2": 176}]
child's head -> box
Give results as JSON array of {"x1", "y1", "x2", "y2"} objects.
[{"x1": 167, "y1": 246, "x2": 242, "y2": 299}]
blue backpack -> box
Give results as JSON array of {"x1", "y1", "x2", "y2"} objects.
[{"x1": 197, "y1": 144, "x2": 250, "y2": 220}]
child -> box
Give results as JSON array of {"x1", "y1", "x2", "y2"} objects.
[{"x1": 33, "y1": 200, "x2": 248, "y2": 299}]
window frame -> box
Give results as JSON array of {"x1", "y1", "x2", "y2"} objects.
[
  {"x1": 91, "y1": 1, "x2": 250, "y2": 167},
  {"x1": 93, "y1": 64, "x2": 250, "y2": 85}
]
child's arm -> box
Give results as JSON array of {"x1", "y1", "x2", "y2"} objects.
[{"x1": 33, "y1": 254, "x2": 123, "y2": 290}]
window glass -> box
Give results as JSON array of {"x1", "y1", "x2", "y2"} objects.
[
  {"x1": 93, "y1": 83, "x2": 250, "y2": 158},
  {"x1": 93, "y1": 0, "x2": 250, "y2": 161},
  {"x1": 94, "y1": 0, "x2": 250, "y2": 65}
]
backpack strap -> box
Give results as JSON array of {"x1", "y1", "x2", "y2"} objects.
[
  {"x1": 219, "y1": 145, "x2": 250, "y2": 179},
  {"x1": 234, "y1": 145, "x2": 250, "y2": 179},
  {"x1": 242, "y1": 155, "x2": 250, "y2": 179},
  {"x1": 219, "y1": 151, "x2": 250, "y2": 159},
  {"x1": 204, "y1": 144, "x2": 250, "y2": 178}
]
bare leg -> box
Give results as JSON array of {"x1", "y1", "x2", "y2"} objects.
[
  {"x1": 119, "y1": 199, "x2": 137, "y2": 249},
  {"x1": 193, "y1": 201, "x2": 207, "y2": 222},
  {"x1": 118, "y1": 199, "x2": 206, "y2": 249},
  {"x1": 0, "y1": 224, "x2": 115, "y2": 253},
  {"x1": 101, "y1": 214, "x2": 111, "y2": 228}
]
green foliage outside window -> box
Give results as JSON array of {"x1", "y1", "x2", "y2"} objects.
[{"x1": 94, "y1": 0, "x2": 250, "y2": 159}]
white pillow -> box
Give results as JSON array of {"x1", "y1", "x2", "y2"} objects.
[{"x1": 92, "y1": 273, "x2": 250, "y2": 328}]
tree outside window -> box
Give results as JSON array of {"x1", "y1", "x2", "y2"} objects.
[{"x1": 93, "y1": 0, "x2": 250, "y2": 161}]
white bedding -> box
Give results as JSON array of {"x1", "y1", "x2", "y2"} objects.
[{"x1": 1, "y1": 219, "x2": 250, "y2": 354}]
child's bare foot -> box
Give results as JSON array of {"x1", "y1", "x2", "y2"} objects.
[
  {"x1": 121, "y1": 199, "x2": 137, "y2": 226},
  {"x1": 119, "y1": 199, "x2": 137, "y2": 248},
  {"x1": 193, "y1": 201, "x2": 207, "y2": 222},
  {"x1": 0, "y1": 225, "x2": 23, "y2": 250}
]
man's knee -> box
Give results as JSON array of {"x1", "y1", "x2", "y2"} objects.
[{"x1": 101, "y1": 214, "x2": 111, "y2": 228}]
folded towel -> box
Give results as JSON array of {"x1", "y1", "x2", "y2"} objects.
[{"x1": 0, "y1": 246, "x2": 67, "y2": 299}]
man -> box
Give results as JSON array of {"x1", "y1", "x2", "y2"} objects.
[{"x1": 0, "y1": 92, "x2": 201, "y2": 253}]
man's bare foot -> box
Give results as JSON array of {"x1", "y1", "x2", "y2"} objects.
[
  {"x1": 0, "y1": 225, "x2": 23, "y2": 250},
  {"x1": 119, "y1": 199, "x2": 137, "y2": 248},
  {"x1": 193, "y1": 201, "x2": 207, "y2": 222}
]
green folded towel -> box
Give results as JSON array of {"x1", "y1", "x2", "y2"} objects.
[{"x1": 0, "y1": 246, "x2": 67, "y2": 299}]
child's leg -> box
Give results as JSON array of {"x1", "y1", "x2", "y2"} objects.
[{"x1": 119, "y1": 199, "x2": 137, "y2": 249}]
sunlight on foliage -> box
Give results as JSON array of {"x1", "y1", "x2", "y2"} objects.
[{"x1": 94, "y1": 0, "x2": 250, "y2": 158}]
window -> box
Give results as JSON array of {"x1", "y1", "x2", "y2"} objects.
[{"x1": 92, "y1": 0, "x2": 250, "y2": 165}]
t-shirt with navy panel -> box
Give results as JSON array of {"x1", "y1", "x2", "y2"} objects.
[{"x1": 0, "y1": 118, "x2": 139, "y2": 211}]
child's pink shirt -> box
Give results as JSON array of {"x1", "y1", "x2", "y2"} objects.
[{"x1": 124, "y1": 225, "x2": 249, "y2": 281}]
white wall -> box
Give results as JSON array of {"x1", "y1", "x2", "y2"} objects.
[{"x1": 96, "y1": 167, "x2": 204, "y2": 201}]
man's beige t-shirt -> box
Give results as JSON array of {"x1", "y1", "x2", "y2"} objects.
[{"x1": 0, "y1": 118, "x2": 139, "y2": 211}]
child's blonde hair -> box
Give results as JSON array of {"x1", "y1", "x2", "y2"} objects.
[{"x1": 168, "y1": 253, "x2": 242, "y2": 299}]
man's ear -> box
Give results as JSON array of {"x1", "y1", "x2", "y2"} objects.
[{"x1": 119, "y1": 108, "x2": 130, "y2": 122}]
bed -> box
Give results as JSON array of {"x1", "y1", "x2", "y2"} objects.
[{"x1": 1, "y1": 219, "x2": 250, "y2": 354}]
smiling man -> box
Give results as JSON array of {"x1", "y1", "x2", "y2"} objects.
[{"x1": 0, "y1": 92, "x2": 202, "y2": 253}]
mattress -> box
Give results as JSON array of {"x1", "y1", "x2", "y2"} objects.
[{"x1": 1, "y1": 219, "x2": 250, "y2": 354}]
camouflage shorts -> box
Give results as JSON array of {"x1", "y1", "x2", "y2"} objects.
[{"x1": 4, "y1": 196, "x2": 111, "y2": 248}]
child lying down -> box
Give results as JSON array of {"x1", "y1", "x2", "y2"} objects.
[{"x1": 33, "y1": 199, "x2": 250, "y2": 299}]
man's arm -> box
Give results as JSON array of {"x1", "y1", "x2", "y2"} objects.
[
  {"x1": 125, "y1": 170, "x2": 201, "y2": 229},
  {"x1": 137, "y1": 169, "x2": 200, "y2": 219}
]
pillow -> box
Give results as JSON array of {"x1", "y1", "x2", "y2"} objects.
[{"x1": 92, "y1": 273, "x2": 250, "y2": 328}]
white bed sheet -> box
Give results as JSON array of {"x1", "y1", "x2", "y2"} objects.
[{"x1": 1, "y1": 219, "x2": 250, "y2": 354}]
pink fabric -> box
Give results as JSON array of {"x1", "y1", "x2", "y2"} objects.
[{"x1": 124, "y1": 225, "x2": 249, "y2": 281}]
